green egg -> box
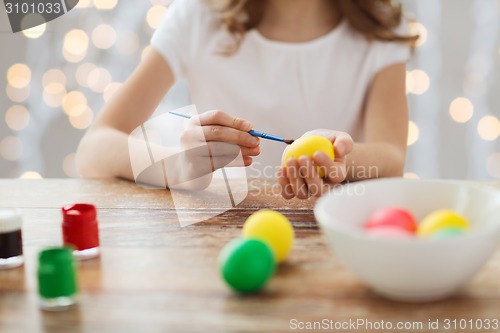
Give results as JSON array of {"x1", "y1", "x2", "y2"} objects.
[
  {"x1": 219, "y1": 238, "x2": 275, "y2": 293},
  {"x1": 432, "y1": 227, "x2": 467, "y2": 239}
]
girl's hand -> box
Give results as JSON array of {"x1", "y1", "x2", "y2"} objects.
[
  {"x1": 178, "y1": 110, "x2": 261, "y2": 181},
  {"x1": 277, "y1": 130, "x2": 354, "y2": 200}
]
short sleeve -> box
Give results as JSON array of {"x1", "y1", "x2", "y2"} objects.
[
  {"x1": 372, "y1": 20, "x2": 412, "y2": 73},
  {"x1": 150, "y1": 0, "x2": 201, "y2": 81}
]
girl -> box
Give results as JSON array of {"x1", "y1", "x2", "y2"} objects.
[{"x1": 76, "y1": 0, "x2": 416, "y2": 199}]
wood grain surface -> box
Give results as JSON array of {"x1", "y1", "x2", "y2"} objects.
[{"x1": 1, "y1": 179, "x2": 500, "y2": 333}]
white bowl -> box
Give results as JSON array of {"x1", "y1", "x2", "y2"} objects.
[{"x1": 314, "y1": 179, "x2": 500, "y2": 302}]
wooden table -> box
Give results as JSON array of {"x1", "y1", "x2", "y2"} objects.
[{"x1": 1, "y1": 179, "x2": 500, "y2": 333}]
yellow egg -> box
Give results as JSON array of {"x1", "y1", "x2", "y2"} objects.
[
  {"x1": 242, "y1": 210, "x2": 294, "y2": 263},
  {"x1": 417, "y1": 210, "x2": 470, "y2": 237},
  {"x1": 283, "y1": 135, "x2": 334, "y2": 177}
]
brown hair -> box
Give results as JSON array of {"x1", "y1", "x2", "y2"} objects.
[{"x1": 204, "y1": 0, "x2": 418, "y2": 53}]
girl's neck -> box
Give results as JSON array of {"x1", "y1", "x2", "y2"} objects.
[{"x1": 258, "y1": 0, "x2": 341, "y2": 43}]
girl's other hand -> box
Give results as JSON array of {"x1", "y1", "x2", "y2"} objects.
[{"x1": 277, "y1": 130, "x2": 354, "y2": 200}]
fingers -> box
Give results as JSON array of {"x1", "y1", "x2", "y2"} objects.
[
  {"x1": 181, "y1": 127, "x2": 259, "y2": 156},
  {"x1": 286, "y1": 158, "x2": 309, "y2": 199},
  {"x1": 277, "y1": 167, "x2": 295, "y2": 200},
  {"x1": 281, "y1": 129, "x2": 352, "y2": 200},
  {"x1": 240, "y1": 146, "x2": 261, "y2": 157},
  {"x1": 331, "y1": 132, "x2": 354, "y2": 157},
  {"x1": 282, "y1": 154, "x2": 348, "y2": 199},
  {"x1": 282, "y1": 157, "x2": 328, "y2": 199},
  {"x1": 180, "y1": 110, "x2": 260, "y2": 168},
  {"x1": 186, "y1": 142, "x2": 259, "y2": 159},
  {"x1": 297, "y1": 156, "x2": 325, "y2": 197},
  {"x1": 202, "y1": 126, "x2": 260, "y2": 149},
  {"x1": 301, "y1": 130, "x2": 353, "y2": 157},
  {"x1": 243, "y1": 156, "x2": 253, "y2": 166},
  {"x1": 195, "y1": 110, "x2": 253, "y2": 132},
  {"x1": 313, "y1": 152, "x2": 347, "y2": 183},
  {"x1": 183, "y1": 111, "x2": 260, "y2": 159}
]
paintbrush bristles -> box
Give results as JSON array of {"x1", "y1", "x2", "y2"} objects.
[{"x1": 284, "y1": 139, "x2": 295, "y2": 145}]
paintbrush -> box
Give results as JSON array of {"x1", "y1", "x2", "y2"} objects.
[{"x1": 168, "y1": 111, "x2": 295, "y2": 144}]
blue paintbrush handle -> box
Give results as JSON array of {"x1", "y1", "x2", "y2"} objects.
[
  {"x1": 169, "y1": 111, "x2": 192, "y2": 119},
  {"x1": 248, "y1": 130, "x2": 285, "y2": 143}
]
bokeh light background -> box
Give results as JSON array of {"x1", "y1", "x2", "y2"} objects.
[{"x1": 0, "y1": 0, "x2": 499, "y2": 179}]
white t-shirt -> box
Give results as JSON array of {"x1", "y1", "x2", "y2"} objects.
[{"x1": 151, "y1": 0, "x2": 410, "y2": 176}]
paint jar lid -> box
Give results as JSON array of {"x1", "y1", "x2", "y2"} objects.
[
  {"x1": 38, "y1": 247, "x2": 78, "y2": 298},
  {"x1": 62, "y1": 203, "x2": 96, "y2": 224},
  {"x1": 62, "y1": 203, "x2": 100, "y2": 251},
  {"x1": 0, "y1": 209, "x2": 22, "y2": 233}
]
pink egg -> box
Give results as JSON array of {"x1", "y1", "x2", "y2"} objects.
[
  {"x1": 365, "y1": 207, "x2": 417, "y2": 234},
  {"x1": 366, "y1": 226, "x2": 414, "y2": 239}
]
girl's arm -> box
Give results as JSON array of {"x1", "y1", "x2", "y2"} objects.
[
  {"x1": 347, "y1": 62, "x2": 408, "y2": 180},
  {"x1": 76, "y1": 50, "x2": 174, "y2": 180},
  {"x1": 278, "y1": 63, "x2": 408, "y2": 199},
  {"x1": 76, "y1": 50, "x2": 259, "y2": 183}
]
